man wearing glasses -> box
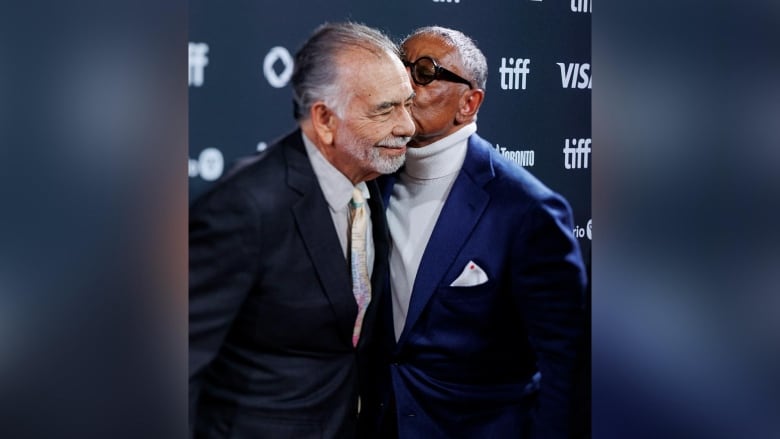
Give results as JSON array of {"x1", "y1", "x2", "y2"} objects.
[{"x1": 362, "y1": 26, "x2": 587, "y2": 438}]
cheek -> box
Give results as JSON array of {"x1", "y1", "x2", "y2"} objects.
[
  {"x1": 413, "y1": 89, "x2": 437, "y2": 109},
  {"x1": 413, "y1": 98, "x2": 449, "y2": 120},
  {"x1": 414, "y1": 88, "x2": 454, "y2": 115},
  {"x1": 343, "y1": 120, "x2": 371, "y2": 139},
  {"x1": 351, "y1": 122, "x2": 386, "y2": 146}
]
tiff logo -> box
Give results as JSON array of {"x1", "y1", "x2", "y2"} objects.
[
  {"x1": 571, "y1": 0, "x2": 592, "y2": 13},
  {"x1": 189, "y1": 42, "x2": 209, "y2": 87},
  {"x1": 499, "y1": 58, "x2": 530, "y2": 90},
  {"x1": 495, "y1": 144, "x2": 535, "y2": 167},
  {"x1": 563, "y1": 138, "x2": 591, "y2": 169},
  {"x1": 557, "y1": 62, "x2": 591, "y2": 89}
]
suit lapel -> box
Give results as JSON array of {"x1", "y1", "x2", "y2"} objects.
[
  {"x1": 396, "y1": 134, "x2": 495, "y2": 348},
  {"x1": 285, "y1": 132, "x2": 356, "y2": 342}
]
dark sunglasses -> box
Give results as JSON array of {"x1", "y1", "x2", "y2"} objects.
[{"x1": 403, "y1": 56, "x2": 473, "y2": 89}]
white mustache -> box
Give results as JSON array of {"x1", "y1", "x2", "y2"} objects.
[{"x1": 377, "y1": 136, "x2": 411, "y2": 148}]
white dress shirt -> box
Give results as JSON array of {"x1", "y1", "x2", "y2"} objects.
[{"x1": 302, "y1": 132, "x2": 374, "y2": 277}]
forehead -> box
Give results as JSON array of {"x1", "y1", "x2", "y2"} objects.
[
  {"x1": 402, "y1": 33, "x2": 459, "y2": 64},
  {"x1": 340, "y1": 49, "x2": 412, "y2": 108}
]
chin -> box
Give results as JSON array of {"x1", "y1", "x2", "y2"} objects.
[{"x1": 373, "y1": 154, "x2": 406, "y2": 174}]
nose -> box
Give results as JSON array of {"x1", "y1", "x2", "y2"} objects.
[{"x1": 394, "y1": 103, "x2": 416, "y2": 138}]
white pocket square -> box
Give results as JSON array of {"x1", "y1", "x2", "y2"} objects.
[{"x1": 449, "y1": 260, "x2": 489, "y2": 287}]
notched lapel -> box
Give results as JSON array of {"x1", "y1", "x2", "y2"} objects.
[
  {"x1": 396, "y1": 136, "x2": 495, "y2": 347},
  {"x1": 286, "y1": 137, "x2": 356, "y2": 343}
]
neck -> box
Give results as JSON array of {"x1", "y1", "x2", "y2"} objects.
[{"x1": 301, "y1": 122, "x2": 373, "y2": 184}]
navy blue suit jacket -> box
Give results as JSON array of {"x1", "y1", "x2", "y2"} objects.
[{"x1": 364, "y1": 133, "x2": 587, "y2": 438}]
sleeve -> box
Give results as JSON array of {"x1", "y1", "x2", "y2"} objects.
[
  {"x1": 510, "y1": 192, "x2": 587, "y2": 438},
  {"x1": 188, "y1": 184, "x2": 262, "y2": 425}
]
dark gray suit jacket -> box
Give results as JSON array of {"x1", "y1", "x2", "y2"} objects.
[{"x1": 189, "y1": 130, "x2": 390, "y2": 438}]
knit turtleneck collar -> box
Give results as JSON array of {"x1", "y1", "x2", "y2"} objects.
[{"x1": 403, "y1": 123, "x2": 477, "y2": 180}]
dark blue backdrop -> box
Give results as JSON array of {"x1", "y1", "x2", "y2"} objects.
[{"x1": 188, "y1": 0, "x2": 591, "y2": 263}]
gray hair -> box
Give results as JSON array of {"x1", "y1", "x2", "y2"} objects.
[
  {"x1": 292, "y1": 22, "x2": 400, "y2": 120},
  {"x1": 403, "y1": 26, "x2": 488, "y2": 90}
]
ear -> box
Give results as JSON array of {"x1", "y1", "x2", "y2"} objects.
[
  {"x1": 309, "y1": 102, "x2": 337, "y2": 145},
  {"x1": 455, "y1": 89, "x2": 485, "y2": 124}
]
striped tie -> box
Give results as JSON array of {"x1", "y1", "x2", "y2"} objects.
[{"x1": 349, "y1": 187, "x2": 371, "y2": 347}]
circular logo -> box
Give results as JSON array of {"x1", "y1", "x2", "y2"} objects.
[
  {"x1": 188, "y1": 158, "x2": 199, "y2": 177},
  {"x1": 198, "y1": 147, "x2": 224, "y2": 181},
  {"x1": 263, "y1": 46, "x2": 293, "y2": 88},
  {"x1": 586, "y1": 219, "x2": 592, "y2": 240}
]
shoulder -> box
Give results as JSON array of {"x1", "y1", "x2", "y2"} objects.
[
  {"x1": 190, "y1": 130, "x2": 301, "y2": 213},
  {"x1": 468, "y1": 133, "x2": 561, "y2": 206},
  {"x1": 224, "y1": 131, "x2": 300, "y2": 185}
]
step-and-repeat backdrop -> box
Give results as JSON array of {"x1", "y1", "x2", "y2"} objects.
[{"x1": 188, "y1": 0, "x2": 591, "y2": 265}]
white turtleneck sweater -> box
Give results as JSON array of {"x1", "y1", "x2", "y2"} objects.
[{"x1": 387, "y1": 122, "x2": 477, "y2": 340}]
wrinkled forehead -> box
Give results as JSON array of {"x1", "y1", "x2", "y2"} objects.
[
  {"x1": 336, "y1": 46, "x2": 397, "y2": 78},
  {"x1": 337, "y1": 48, "x2": 411, "y2": 105}
]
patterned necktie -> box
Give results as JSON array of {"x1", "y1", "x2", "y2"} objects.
[{"x1": 349, "y1": 187, "x2": 371, "y2": 347}]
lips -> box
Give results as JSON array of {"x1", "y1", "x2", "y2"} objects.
[{"x1": 377, "y1": 136, "x2": 411, "y2": 149}]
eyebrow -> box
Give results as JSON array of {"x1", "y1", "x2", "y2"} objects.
[{"x1": 374, "y1": 92, "x2": 416, "y2": 112}]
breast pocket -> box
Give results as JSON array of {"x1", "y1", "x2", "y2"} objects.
[
  {"x1": 423, "y1": 283, "x2": 502, "y2": 352},
  {"x1": 432, "y1": 282, "x2": 500, "y2": 328},
  {"x1": 436, "y1": 282, "x2": 496, "y2": 302}
]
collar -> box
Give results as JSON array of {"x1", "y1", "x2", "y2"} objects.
[
  {"x1": 302, "y1": 132, "x2": 370, "y2": 211},
  {"x1": 403, "y1": 123, "x2": 477, "y2": 180}
]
